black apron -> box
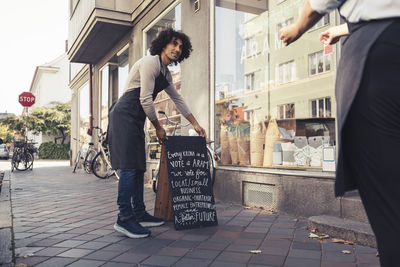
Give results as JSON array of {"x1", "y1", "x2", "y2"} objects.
[
  {"x1": 108, "y1": 63, "x2": 170, "y2": 171},
  {"x1": 334, "y1": 19, "x2": 394, "y2": 197}
]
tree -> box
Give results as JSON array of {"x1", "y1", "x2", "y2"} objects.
[
  {"x1": 0, "y1": 116, "x2": 26, "y2": 135},
  {"x1": 0, "y1": 124, "x2": 13, "y2": 144},
  {"x1": 0, "y1": 102, "x2": 71, "y2": 144},
  {"x1": 27, "y1": 102, "x2": 71, "y2": 144}
]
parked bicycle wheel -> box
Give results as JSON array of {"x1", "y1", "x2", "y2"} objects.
[
  {"x1": 72, "y1": 151, "x2": 81, "y2": 173},
  {"x1": 152, "y1": 167, "x2": 160, "y2": 193},
  {"x1": 14, "y1": 152, "x2": 34, "y2": 171},
  {"x1": 83, "y1": 149, "x2": 96, "y2": 174},
  {"x1": 207, "y1": 149, "x2": 215, "y2": 186},
  {"x1": 91, "y1": 151, "x2": 114, "y2": 179}
]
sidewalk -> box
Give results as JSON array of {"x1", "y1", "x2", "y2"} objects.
[{"x1": 0, "y1": 161, "x2": 380, "y2": 267}]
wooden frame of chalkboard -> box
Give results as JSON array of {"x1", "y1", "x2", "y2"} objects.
[
  {"x1": 154, "y1": 144, "x2": 173, "y2": 221},
  {"x1": 165, "y1": 136, "x2": 218, "y2": 230}
]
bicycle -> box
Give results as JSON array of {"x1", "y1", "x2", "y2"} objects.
[
  {"x1": 152, "y1": 111, "x2": 219, "y2": 193},
  {"x1": 11, "y1": 140, "x2": 35, "y2": 172},
  {"x1": 91, "y1": 126, "x2": 119, "y2": 179},
  {"x1": 72, "y1": 138, "x2": 97, "y2": 174}
]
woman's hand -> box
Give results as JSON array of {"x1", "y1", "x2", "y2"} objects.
[
  {"x1": 156, "y1": 127, "x2": 167, "y2": 144},
  {"x1": 279, "y1": 23, "x2": 302, "y2": 46},
  {"x1": 319, "y1": 30, "x2": 337, "y2": 45},
  {"x1": 319, "y1": 23, "x2": 349, "y2": 45},
  {"x1": 279, "y1": 0, "x2": 324, "y2": 46}
]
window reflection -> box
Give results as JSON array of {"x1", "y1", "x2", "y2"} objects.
[
  {"x1": 100, "y1": 66, "x2": 109, "y2": 132},
  {"x1": 309, "y1": 51, "x2": 331, "y2": 75},
  {"x1": 79, "y1": 83, "x2": 90, "y2": 149},
  {"x1": 215, "y1": 0, "x2": 336, "y2": 170},
  {"x1": 99, "y1": 47, "x2": 129, "y2": 132}
]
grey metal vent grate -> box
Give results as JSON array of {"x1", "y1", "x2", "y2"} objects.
[{"x1": 243, "y1": 182, "x2": 276, "y2": 209}]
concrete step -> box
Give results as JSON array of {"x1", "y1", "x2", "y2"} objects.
[
  {"x1": 341, "y1": 190, "x2": 369, "y2": 224},
  {"x1": 308, "y1": 215, "x2": 376, "y2": 248}
]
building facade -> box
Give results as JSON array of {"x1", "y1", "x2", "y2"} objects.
[
  {"x1": 68, "y1": 0, "x2": 347, "y2": 219},
  {"x1": 25, "y1": 53, "x2": 72, "y2": 146}
]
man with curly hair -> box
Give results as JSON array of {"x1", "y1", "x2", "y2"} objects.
[{"x1": 108, "y1": 28, "x2": 206, "y2": 238}]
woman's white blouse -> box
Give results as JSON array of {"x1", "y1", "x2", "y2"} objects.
[{"x1": 309, "y1": 0, "x2": 400, "y2": 23}]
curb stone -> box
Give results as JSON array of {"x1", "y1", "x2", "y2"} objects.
[{"x1": 0, "y1": 171, "x2": 14, "y2": 266}]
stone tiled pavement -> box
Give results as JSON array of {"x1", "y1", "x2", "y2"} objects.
[{"x1": 2, "y1": 161, "x2": 380, "y2": 266}]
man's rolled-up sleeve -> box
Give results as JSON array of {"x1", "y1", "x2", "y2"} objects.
[
  {"x1": 139, "y1": 57, "x2": 158, "y2": 121},
  {"x1": 309, "y1": 0, "x2": 345, "y2": 14},
  {"x1": 164, "y1": 85, "x2": 191, "y2": 118},
  {"x1": 164, "y1": 72, "x2": 191, "y2": 118}
]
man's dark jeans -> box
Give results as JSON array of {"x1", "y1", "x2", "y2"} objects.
[{"x1": 117, "y1": 169, "x2": 146, "y2": 220}]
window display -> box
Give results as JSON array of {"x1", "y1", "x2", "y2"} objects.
[{"x1": 215, "y1": 0, "x2": 337, "y2": 170}]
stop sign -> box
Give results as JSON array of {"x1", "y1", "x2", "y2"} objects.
[{"x1": 19, "y1": 92, "x2": 36, "y2": 107}]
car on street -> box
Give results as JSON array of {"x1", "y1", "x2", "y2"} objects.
[{"x1": 0, "y1": 144, "x2": 9, "y2": 159}]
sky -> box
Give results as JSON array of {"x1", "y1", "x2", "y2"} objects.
[{"x1": 0, "y1": 0, "x2": 68, "y2": 115}]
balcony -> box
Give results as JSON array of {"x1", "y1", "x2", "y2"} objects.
[{"x1": 68, "y1": 0, "x2": 140, "y2": 64}]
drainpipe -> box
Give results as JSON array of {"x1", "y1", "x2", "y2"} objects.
[{"x1": 88, "y1": 64, "x2": 93, "y2": 136}]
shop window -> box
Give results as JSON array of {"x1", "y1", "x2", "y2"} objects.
[
  {"x1": 311, "y1": 97, "x2": 331, "y2": 118},
  {"x1": 309, "y1": 51, "x2": 331, "y2": 76},
  {"x1": 143, "y1": 3, "x2": 182, "y2": 160},
  {"x1": 215, "y1": 1, "x2": 337, "y2": 170}
]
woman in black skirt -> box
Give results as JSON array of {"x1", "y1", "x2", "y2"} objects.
[{"x1": 280, "y1": 0, "x2": 400, "y2": 265}]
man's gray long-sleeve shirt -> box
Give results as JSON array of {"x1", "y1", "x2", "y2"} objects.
[{"x1": 123, "y1": 55, "x2": 191, "y2": 121}]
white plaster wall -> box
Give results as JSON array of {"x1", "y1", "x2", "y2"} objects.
[{"x1": 33, "y1": 54, "x2": 71, "y2": 108}]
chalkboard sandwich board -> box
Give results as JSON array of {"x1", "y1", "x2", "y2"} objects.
[{"x1": 165, "y1": 136, "x2": 218, "y2": 230}]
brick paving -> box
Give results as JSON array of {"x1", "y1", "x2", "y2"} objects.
[{"x1": 2, "y1": 161, "x2": 380, "y2": 266}]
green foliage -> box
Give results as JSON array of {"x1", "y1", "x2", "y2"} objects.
[
  {"x1": 38, "y1": 142, "x2": 70, "y2": 159},
  {"x1": 0, "y1": 101, "x2": 71, "y2": 144},
  {"x1": 0, "y1": 116, "x2": 26, "y2": 134},
  {"x1": 28, "y1": 101, "x2": 71, "y2": 144},
  {"x1": 0, "y1": 124, "x2": 13, "y2": 144}
]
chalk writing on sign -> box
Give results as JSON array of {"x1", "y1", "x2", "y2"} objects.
[{"x1": 165, "y1": 136, "x2": 218, "y2": 230}]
